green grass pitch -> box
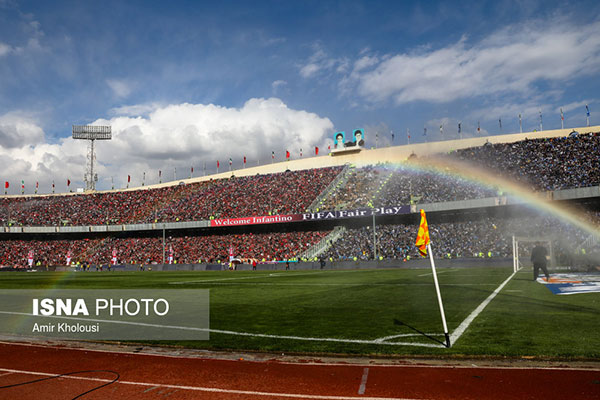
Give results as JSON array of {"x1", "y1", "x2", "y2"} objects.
[{"x1": 0, "y1": 267, "x2": 598, "y2": 358}]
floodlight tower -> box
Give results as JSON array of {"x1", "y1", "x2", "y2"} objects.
[{"x1": 72, "y1": 125, "x2": 112, "y2": 191}]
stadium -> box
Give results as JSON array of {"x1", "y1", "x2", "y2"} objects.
[
  {"x1": 1, "y1": 124, "x2": 600, "y2": 398},
  {"x1": 2, "y1": 1, "x2": 600, "y2": 399}
]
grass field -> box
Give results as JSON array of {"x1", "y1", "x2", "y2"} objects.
[{"x1": 0, "y1": 267, "x2": 598, "y2": 358}]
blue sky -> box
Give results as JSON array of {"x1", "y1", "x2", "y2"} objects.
[{"x1": 1, "y1": 0, "x2": 599, "y2": 192}]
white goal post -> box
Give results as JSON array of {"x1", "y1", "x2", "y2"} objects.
[{"x1": 512, "y1": 236, "x2": 554, "y2": 273}]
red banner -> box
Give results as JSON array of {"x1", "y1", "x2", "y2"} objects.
[{"x1": 210, "y1": 214, "x2": 302, "y2": 227}]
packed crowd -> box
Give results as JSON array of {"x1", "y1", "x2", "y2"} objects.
[
  {"x1": 3, "y1": 209, "x2": 597, "y2": 267},
  {"x1": 324, "y1": 211, "x2": 600, "y2": 262},
  {"x1": 0, "y1": 185, "x2": 185, "y2": 226},
  {"x1": 317, "y1": 132, "x2": 600, "y2": 211},
  {"x1": 146, "y1": 167, "x2": 342, "y2": 222},
  {"x1": 452, "y1": 132, "x2": 600, "y2": 191},
  {"x1": 0, "y1": 132, "x2": 598, "y2": 234},
  {"x1": 0, "y1": 167, "x2": 342, "y2": 227},
  {"x1": 0, "y1": 230, "x2": 328, "y2": 267}
]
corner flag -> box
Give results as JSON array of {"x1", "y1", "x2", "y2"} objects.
[
  {"x1": 415, "y1": 209, "x2": 430, "y2": 257},
  {"x1": 415, "y1": 208, "x2": 450, "y2": 348}
]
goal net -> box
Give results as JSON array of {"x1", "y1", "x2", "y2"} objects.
[{"x1": 512, "y1": 236, "x2": 554, "y2": 273}]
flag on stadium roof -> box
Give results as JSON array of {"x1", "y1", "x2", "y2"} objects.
[
  {"x1": 315, "y1": 146, "x2": 319, "y2": 155},
  {"x1": 286, "y1": 150, "x2": 290, "y2": 159},
  {"x1": 415, "y1": 209, "x2": 430, "y2": 258}
]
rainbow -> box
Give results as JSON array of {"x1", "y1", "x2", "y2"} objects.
[{"x1": 353, "y1": 153, "x2": 600, "y2": 238}]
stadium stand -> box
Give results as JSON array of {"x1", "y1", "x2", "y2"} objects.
[
  {"x1": 0, "y1": 132, "x2": 599, "y2": 268},
  {"x1": 451, "y1": 132, "x2": 600, "y2": 191},
  {"x1": 323, "y1": 212, "x2": 600, "y2": 263},
  {"x1": 0, "y1": 230, "x2": 329, "y2": 267},
  {"x1": 0, "y1": 167, "x2": 342, "y2": 227}
]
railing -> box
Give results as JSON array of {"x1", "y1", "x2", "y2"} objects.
[
  {"x1": 299, "y1": 226, "x2": 346, "y2": 260},
  {"x1": 307, "y1": 164, "x2": 353, "y2": 212}
]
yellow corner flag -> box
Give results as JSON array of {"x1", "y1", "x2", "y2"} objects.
[{"x1": 415, "y1": 209, "x2": 430, "y2": 257}]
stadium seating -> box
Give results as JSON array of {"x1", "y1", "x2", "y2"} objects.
[
  {"x1": 0, "y1": 230, "x2": 329, "y2": 267},
  {"x1": 1, "y1": 133, "x2": 599, "y2": 267},
  {"x1": 0, "y1": 167, "x2": 342, "y2": 227}
]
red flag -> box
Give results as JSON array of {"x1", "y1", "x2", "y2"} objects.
[
  {"x1": 191, "y1": 166, "x2": 194, "y2": 173},
  {"x1": 315, "y1": 146, "x2": 319, "y2": 155},
  {"x1": 243, "y1": 156, "x2": 246, "y2": 164},
  {"x1": 4, "y1": 181, "x2": 8, "y2": 189},
  {"x1": 217, "y1": 160, "x2": 220, "y2": 168},
  {"x1": 328, "y1": 144, "x2": 331, "y2": 150},
  {"x1": 127, "y1": 175, "x2": 131, "y2": 183},
  {"x1": 286, "y1": 150, "x2": 290, "y2": 159},
  {"x1": 67, "y1": 179, "x2": 70, "y2": 187}
]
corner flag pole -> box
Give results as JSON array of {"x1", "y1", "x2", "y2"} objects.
[
  {"x1": 416, "y1": 209, "x2": 450, "y2": 348},
  {"x1": 427, "y1": 241, "x2": 450, "y2": 348}
]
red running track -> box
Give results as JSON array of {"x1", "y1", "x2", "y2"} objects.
[{"x1": 0, "y1": 342, "x2": 598, "y2": 400}]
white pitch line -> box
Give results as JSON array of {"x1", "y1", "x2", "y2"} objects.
[
  {"x1": 0, "y1": 367, "x2": 424, "y2": 400},
  {"x1": 0, "y1": 310, "x2": 443, "y2": 348},
  {"x1": 449, "y1": 271, "x2": 517, "y2": 346},
  {"x1": 418, "y1": 270, "x2": 450, "y2": 277},
  {"x1": 167, "y1": 282, "x2": 498, "y2": 287},
  {"x1": 358, "y1": 367, "x2": 369, "y2": 395}
]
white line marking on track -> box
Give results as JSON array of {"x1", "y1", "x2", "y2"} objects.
[
  {"x1": 358, "y1": 367, "x2": 369, "y2": 395},
  {"x1": 450, "y1": 271, "x2": 517, "y2": 346},
  {"x1": 0, "y1": 367, "x2": 421, "y2": 400},
  {"x1": 0, "y1": 372, "x2": 13, "y2": 378}
]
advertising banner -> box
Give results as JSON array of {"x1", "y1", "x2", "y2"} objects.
[{"x1": 209, "y1": 205, "x2": 411, "y2": 228}]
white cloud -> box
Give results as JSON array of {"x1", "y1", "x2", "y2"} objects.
[
  {"x1": 299, "y1": 45, "x2": 345, "y2": 79},
  {"x1": 347, "y1": 20, "x2": 600, "y2": 104},
  {"x1": 300, "y1": 63, "x2": 320, "y2": 78},
  {"x1": 0, "y1": 42, "x2": 11, "y2": 56},
  {"x1": 559, "y1": 100, "x2": 590, "y2": 114},
  {"x1": 110, "y1": 102, "x2": 163, "y2": 117},
  {"x1": 0, "y1": 98, "x2": 334, "y2": 192},
  {"x1": 106, "y1": 79, "x2": 133, "y2": 98},
  {"x1": 0, "y1": 113, "x2": 45, "y2": 148},
  {"x1": 271, "y1": 80, "x2": 287, "y2": 92}
]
